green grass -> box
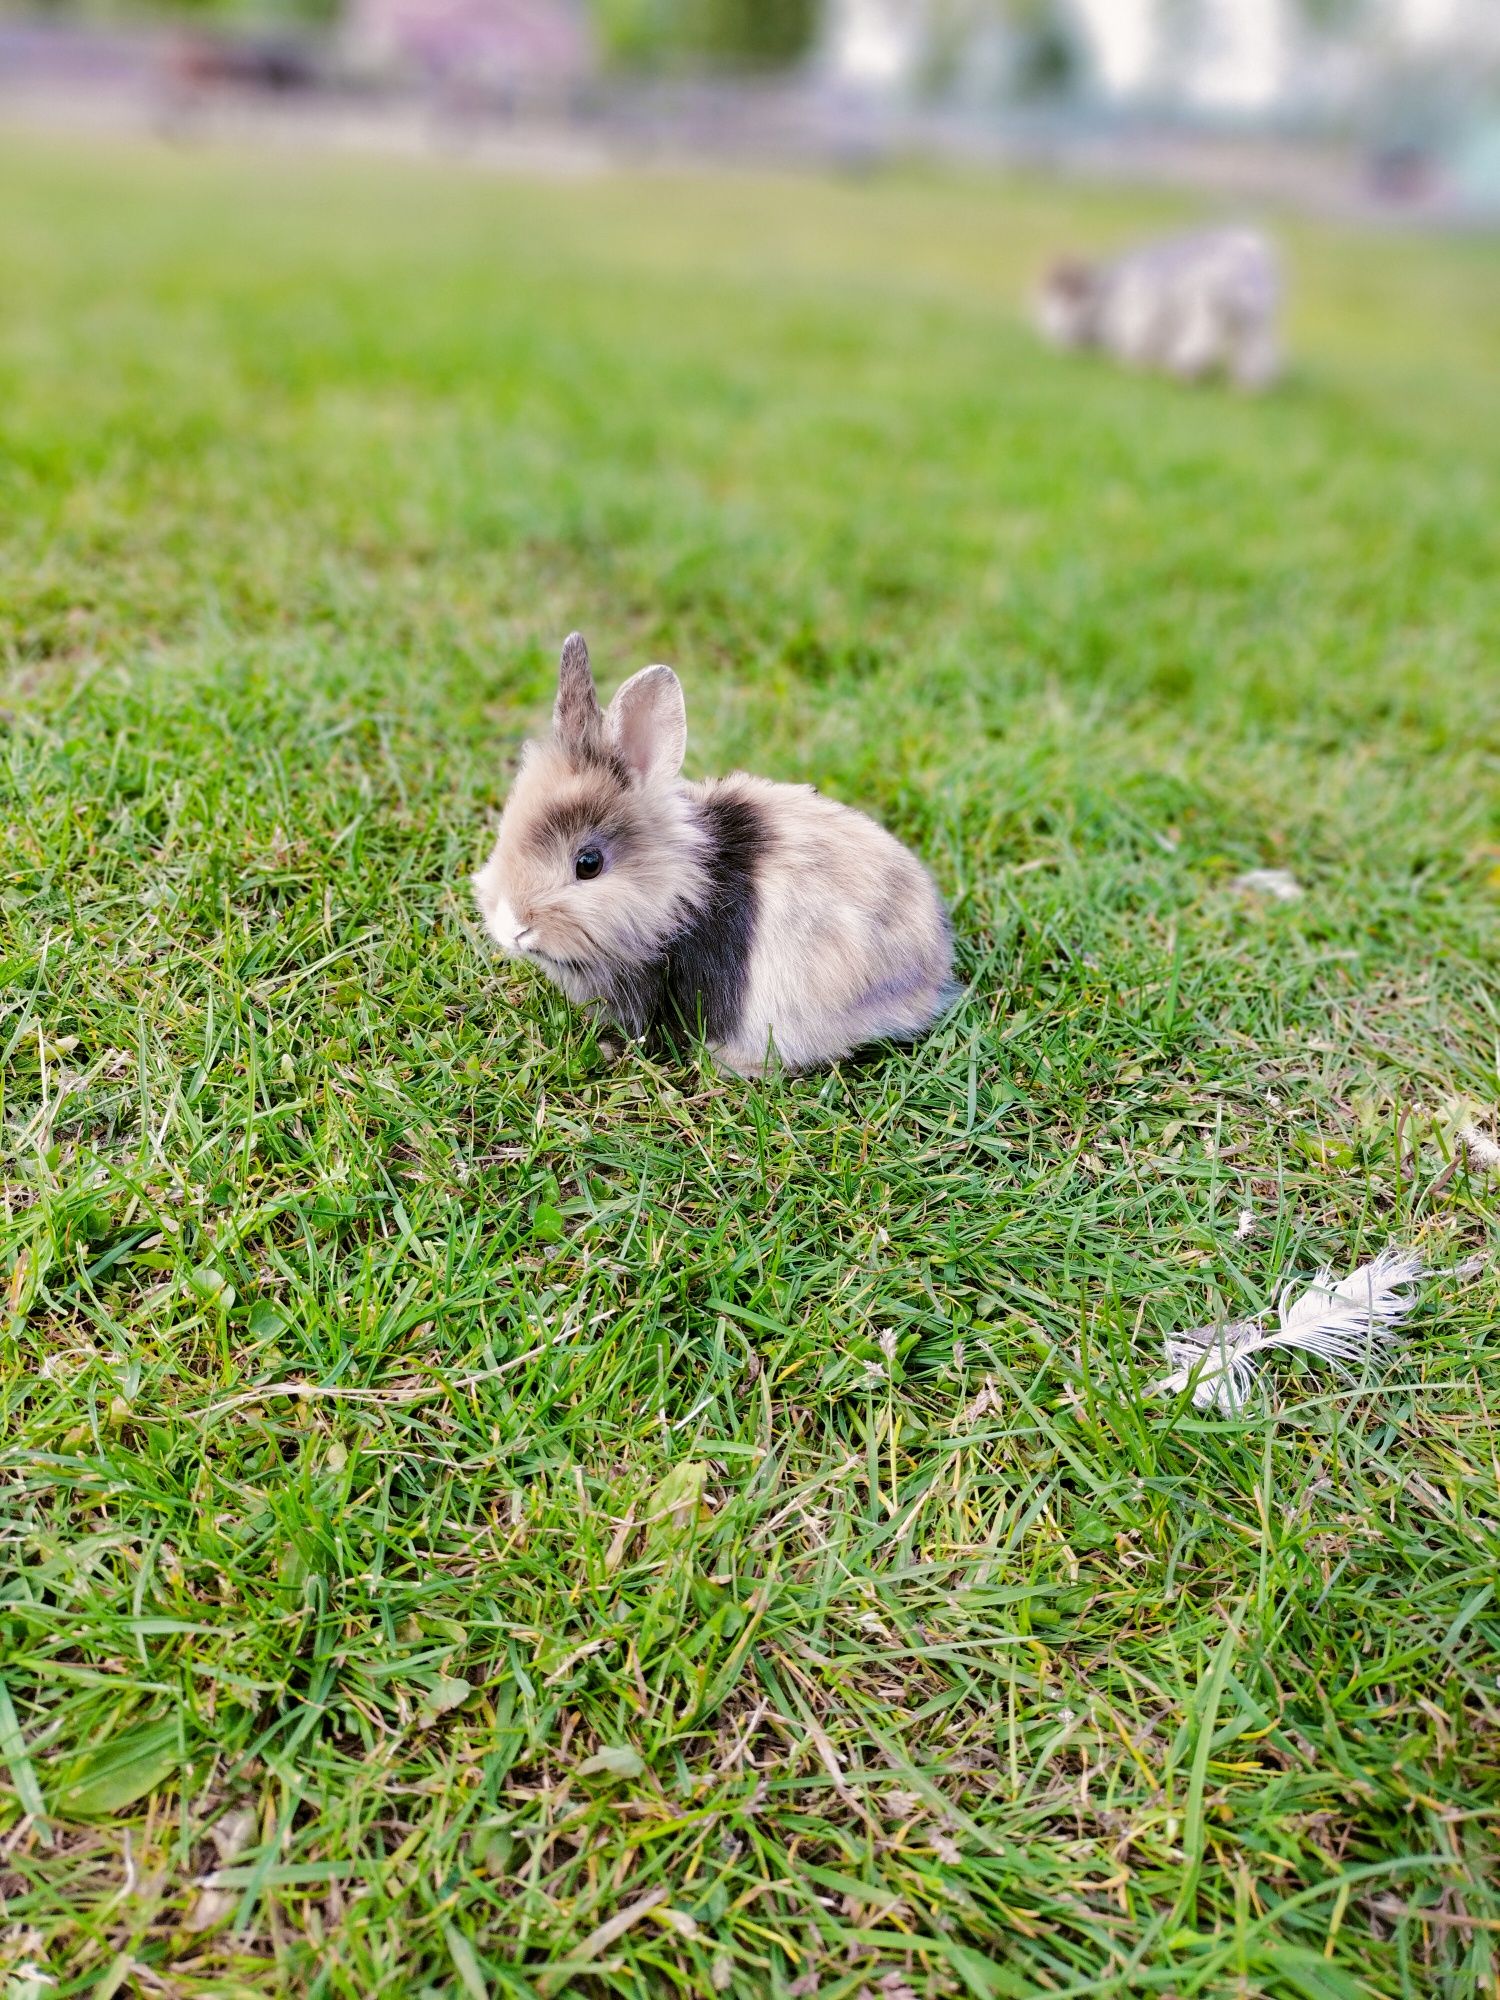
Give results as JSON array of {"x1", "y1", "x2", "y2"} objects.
[{"x1": 2, "y1": 129, "x2": 1499, "y2": 1998}]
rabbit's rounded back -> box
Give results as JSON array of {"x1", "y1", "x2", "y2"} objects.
[{"x1": 702, "y1": 773, "x2": 952, "y2": 1074}]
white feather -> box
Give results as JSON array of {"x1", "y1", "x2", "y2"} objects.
[
  {"x1": 1460, "y1": 1123, "x2": 1500, "y2": 1175},
  {"x1": 1150, "y1": 1248, "x2": 1424, "y2": 1414}
]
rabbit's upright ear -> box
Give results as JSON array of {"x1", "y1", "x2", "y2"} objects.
[
  {"x1": 606, "y1": 665, "x2": 687, "y2": 785},
  {"x1": 554, "y1": 632, "x2": 605, "y2": 760}
]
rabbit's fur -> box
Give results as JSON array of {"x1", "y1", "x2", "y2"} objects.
[
  {"x1": 472, "y1": 635, "x2": 953, "y2": 1076},
  {"x1": 1036, "y1": 227, "x2": 1281, "y2": 390}
]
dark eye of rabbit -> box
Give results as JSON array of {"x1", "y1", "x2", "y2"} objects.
[{"x1": 574, "y1": 847, "x2": 604, "y2": 881}]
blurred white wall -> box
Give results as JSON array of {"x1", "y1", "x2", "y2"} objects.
[
  {"x1": 822, "y1": 0, "x2": 1500, "y2": 111},
  {"x1": 1069, "y1": 0, "x2": 1153, "y2": 96},
  {"x1": 821, "y1": 0, "x2": 926, "y2": 89}
]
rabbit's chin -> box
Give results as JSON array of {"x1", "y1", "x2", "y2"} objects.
[
  {"x1": 543, "y1": 957, "x2": 619, "y2": 1011},
  {"x1": 528, "y1": 948, "x2": 583, "y2": 977}
]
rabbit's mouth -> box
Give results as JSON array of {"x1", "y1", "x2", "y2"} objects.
[
  {"x1": 514, "y1": 927, "x2": 566, "y2": 971},
  {"x1": 514, "y1": 923, "x2": 580, "y2": 974}
]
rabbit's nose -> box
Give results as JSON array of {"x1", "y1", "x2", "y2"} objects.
[{"x1": 486, "y1": 894, "x2": 531, "y2": 954}]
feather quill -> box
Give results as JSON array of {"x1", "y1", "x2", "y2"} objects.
[{"x1": 1150, "y1": 1247, "x2": 1424, "y2": 1414}]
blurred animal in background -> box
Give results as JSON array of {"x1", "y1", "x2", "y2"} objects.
[{"x1": 1035, "y1": 227, "x2": 1282, "y2": 391}]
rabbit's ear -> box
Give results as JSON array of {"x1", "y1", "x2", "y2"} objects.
[
  {"x1": 606, "y1": 665, "x2": 687, "y2": 784},
  {"x1": 554, "y1": 632, "x2": 605, "y2": 759}
]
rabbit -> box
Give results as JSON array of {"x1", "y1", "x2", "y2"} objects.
[
  {"x1": 471, "y1": 634, "x2": 954, "y2": 1077},
  {"x1": 1036, "y1": 227, "x2": 1281, "y2": 391}
]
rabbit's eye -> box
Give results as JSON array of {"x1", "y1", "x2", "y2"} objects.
[{"x1": 574, "y1": 847, "x2": 604, "y2": 881}]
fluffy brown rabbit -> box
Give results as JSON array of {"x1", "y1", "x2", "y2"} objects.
[{"x1": 472, "y1": 634, "x2": 954, "y2": 1076}]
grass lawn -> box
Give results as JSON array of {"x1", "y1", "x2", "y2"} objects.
[{"x1": 2, "y1": 128, "x2": 1499, "y2": 1998}]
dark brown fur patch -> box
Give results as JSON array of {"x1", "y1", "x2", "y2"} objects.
[
  {"x1": 527, "y1": 788, "x2": 636, "y2": 858},
  {"x1": 581, "y1": 793, "x2": 766, "y2": 1048},
  {"x1": 659, "y1": 792, "x2": 765, "y2": 1043}
]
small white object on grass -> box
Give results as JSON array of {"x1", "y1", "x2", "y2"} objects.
[
  {"x1": 1150, "y1": 1246, "x2": 1425, "y2": 1414},
  {"x1": 1459, "y1": 1123, "x2": 1500, "y2": 1176},
  {"x1": 1231, "y1": 868, "x2": 1303, "y2": 902}
]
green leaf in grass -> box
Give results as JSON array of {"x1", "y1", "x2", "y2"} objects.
[
  {"x1": 576, "y1": 1744, "x2": 644, "y2": 1780},
  {"x1": 643, "y1": 1460, "x2": 709, "y2": 1556},
  {"x1": 418, "y1": 1674, "x2": 473, "y2": 1726},
  {"x1": 53, "y1": 1719, "x2": 180, "y2": 1818},
  {"x1": 443, "y1": 1922, "x2": 489, "y2": 2000}
]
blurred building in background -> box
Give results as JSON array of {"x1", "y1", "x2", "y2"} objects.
[
  {"x1": 1, "y1": 0, "x2": 1498, "y2": 217},
  {"x1": 814, "y1": 0, "x2": 1500, "y2": 212},
  {"x1": 822, "y1": 0, "x2": 1500, "y2": 118}
]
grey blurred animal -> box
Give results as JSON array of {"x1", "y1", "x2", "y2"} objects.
[{"x1": 1035, "y1": 227, "x2": 1282, "y2": 391}]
